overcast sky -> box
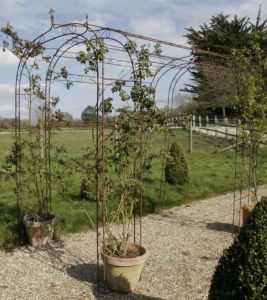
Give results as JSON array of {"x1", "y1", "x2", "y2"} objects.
[{"x1": 0, "y1": 0, "x2": 266, "y2": 118}]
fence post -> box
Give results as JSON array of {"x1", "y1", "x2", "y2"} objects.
[
  {"x1": 189, "y1": 119, "x2": 193, "y2": 153},
  {"x1": 214, "y1": 115, "x2": 217, "y2": 124},
  {"x1": 224, "y1": 117, "x2": 228, "y2": 125},
  {"x1": 206, "y1": 116, "x2": 209, "y2": 127},
  {"x1": 192, "y1": 115, "x2": 195, "y2": 127},
  {"x1": 225, "y1": 126, "x2": 228, "y2": 139},
  {"x1": 199, "y1": 115, "x2": 202, "y2": 127}
]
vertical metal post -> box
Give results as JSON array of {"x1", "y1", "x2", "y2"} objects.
[
  {"x1": 101, "y1": 58, "x2": 106, "y2": 289},
  {"x1": 15, "y1": 65, "x2": 23, "y2": 242},
  {"x1": 192, "y1": 115, "x2": 195, "y2": 127},
  {"x1": 139, "y1": 109, "x2": 144, "y2": 245},
  {"x1": 95, "y1": 58, "x2": 100, "y2": 292}
]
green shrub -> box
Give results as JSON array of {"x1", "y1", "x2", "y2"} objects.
[
  {"x1": 209, "y1": 197, "x2": 267, "y2": 300},
  {"x1": 165, "y1": 142, "x2": 189, "y2": 185}
]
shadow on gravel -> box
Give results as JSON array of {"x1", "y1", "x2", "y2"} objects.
[
  {"x1": 67, "y1": 263, "x2": 97, "y2": 284},
  {"x1": 67, "y1": 263, "x2": 164, "y2": 300},
  {"x1": 206, "y1": 222, "x2": 239, "y2": 234},
  {"x1": 20, "y1": 239, "x2": 88, "y2": 273}
]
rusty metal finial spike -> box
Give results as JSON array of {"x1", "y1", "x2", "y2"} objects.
[
  {"x1": 85, "y1": 13, "x2": 89, "y2": 25},
  {"x1": 49, "y1": 8, "x2": 55, "y2": 26}
]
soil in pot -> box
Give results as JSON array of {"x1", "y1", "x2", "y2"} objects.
[
  {"x1": 242, "y1": 203, "x2": 256, "y2": 225},
  {"x1": 23, "y1": 213, "x2": 55, "y2": 247},
  {"x1": 102, "y1": 244, "x2": 147, "y2": 294}
]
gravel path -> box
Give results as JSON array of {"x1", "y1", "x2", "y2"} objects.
[{"x1": 1, "y1": 186, "x2": 267, "y2": 300}]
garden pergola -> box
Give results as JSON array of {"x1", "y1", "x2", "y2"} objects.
[{"x1": 3, "y1": 10, "x2": 243, "y2": 292}]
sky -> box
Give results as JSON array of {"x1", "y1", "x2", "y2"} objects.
[{"x1": 0, "y1": 0, "x2": 266, "y2": 119}]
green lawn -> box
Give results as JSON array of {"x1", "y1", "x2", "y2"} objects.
[{"x1": 0, "y1": 129, "x2": 266, "y2": 246}]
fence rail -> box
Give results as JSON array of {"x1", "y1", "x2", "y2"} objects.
[{"x1": 167, "y1": 114, "x2": 267, "y2": 153}]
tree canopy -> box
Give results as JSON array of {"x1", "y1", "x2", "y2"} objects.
[
  {"x1": 81, "y1": 105, "x2": 97, "y2": 124},
  {"x1": 184, "y1": 10, "x2": 267, "y2": 116}
]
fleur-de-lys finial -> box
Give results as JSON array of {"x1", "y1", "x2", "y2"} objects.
[
  {"x1": 49, "y1": 8, "x2": 55, "y2": 26},
  {"x1": 85, "y1": 13, "x2": 89, "y2": 25},
  {"x1": 6, "y1": 21, "x2": 13, "y2": 30}
]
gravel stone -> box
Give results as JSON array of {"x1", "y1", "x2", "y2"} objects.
[{"x1": 1, "y1": 185, "x2": 266, "y2": 300}]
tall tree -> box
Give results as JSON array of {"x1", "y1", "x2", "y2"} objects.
[
  {"x1": 81, "y1": 105, "x2": 97, "y2": 124},
  {"x1": 185, "y1": 13, "x2": 251, "y2": 115}
]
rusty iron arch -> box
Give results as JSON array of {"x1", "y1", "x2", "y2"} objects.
[{"x1": 6, "y1": 11, "x2": 238, "y2": 293}]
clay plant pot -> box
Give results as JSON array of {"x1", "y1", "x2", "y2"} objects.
[
  {"x1": 242, "y1": 203, "x2": 256, "y2": 225},
  {"x1": 102, "y1": 244, "x2": 147, "y2": 294},
  {"x1": 23, "y1": 213, "x2": 55, "y2": 247}
]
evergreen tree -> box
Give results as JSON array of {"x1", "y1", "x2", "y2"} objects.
[{"x1": 185, "y1": 13, "x2": 252, "y2": 115}]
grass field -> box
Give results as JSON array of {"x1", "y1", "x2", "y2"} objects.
[{"x1": 0, "y1": 129, "x2": 266, "y2": 246}]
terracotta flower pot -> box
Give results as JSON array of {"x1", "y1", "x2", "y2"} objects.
[
  {"x1": 242, "y1": 203, "x2": 256, "y2": 225},
  {"x1": 23, "y1": 214, "x2": 55, "y2": 247},
  {"x1": 102, "y1": 244, "x2": 147, "y2": 293}
]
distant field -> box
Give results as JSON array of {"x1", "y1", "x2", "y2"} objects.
[{"x1": 0, "y1": 128, "x2": 266, "y2": 246}]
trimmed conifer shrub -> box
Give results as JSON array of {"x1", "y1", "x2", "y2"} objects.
[
  {"x1": 209, "y1": 196, "x2": 267, "y2": 300},
  {"x1": 165, "y1": 142, "x2": 189, "y2": 185}
]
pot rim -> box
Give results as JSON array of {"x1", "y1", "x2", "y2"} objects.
[
  {"x1": 102, "y1": 243, "x2": 147, "y2": 267},
  {"x1": 242, "y1": 203, "x2": 256, "y2": 210},
  {"x1": 23, "y1": 213, "x2": 56, "y2": 225}
]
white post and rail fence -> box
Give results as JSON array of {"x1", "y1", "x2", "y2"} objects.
[{"x1": 168, "y1": 115, "x2": 267, "y2": 153}]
